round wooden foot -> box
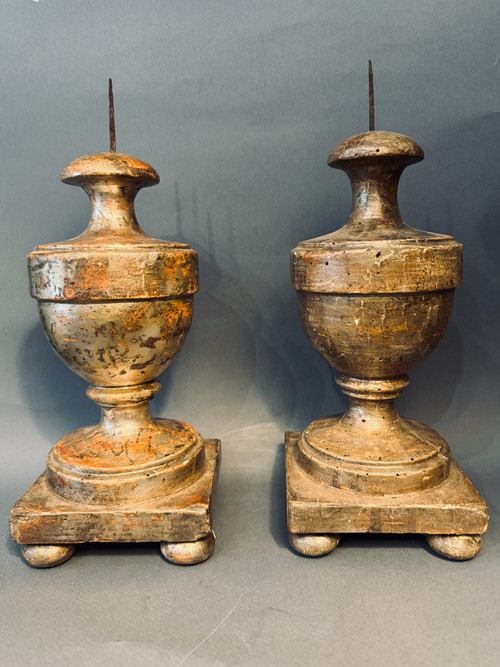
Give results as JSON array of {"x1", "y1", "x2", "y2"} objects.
[
  {"x1": 21, "y1": 544, "x2": 75, "y2": 568},
  {"x1": 160, "y1": 531, "x2": 215, "y2": 565},
  {"x1": 426, "y1": 534, "x2": 482, "y2": 561},
  {"x1": 289, "y1": 533, "x2": 340, "y2": 557}
]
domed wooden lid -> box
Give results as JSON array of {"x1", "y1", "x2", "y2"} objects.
[
  {"x1": 28, "y1": 152, "x2": 198, "y2": 301},
  {"x1": 292, "y1": 130, "x2": 462, "y2": 294},
  {"x1": 328, "y1": 130, "x2": 424, "y2": 166},
  {"x1": 61, "y1": 152, "x2": 160, "y2": 185}
]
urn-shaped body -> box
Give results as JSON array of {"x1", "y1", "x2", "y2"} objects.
[
  {"x1": 286, "y1": 130, "x2": 488, "y2": 561},
  {"x1": 11, "y1": 150, "x2": 220, "y2": 567},
  {"x1": 29, "y1": 153, "x2": 198, "y2": 388},
  {"x1": 291, "y1": 131, "x2": 462, "y2": 497},
  {"x1": 27, "y1": 152, "x2": 203, "y2": 506},
  {"x1": 292, "y1": 131, "x2": 462, "y2": 382}
]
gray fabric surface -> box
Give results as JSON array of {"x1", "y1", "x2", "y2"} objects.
[{"x1": 1, "y1": 1, "x2": 498, "y2": 665}]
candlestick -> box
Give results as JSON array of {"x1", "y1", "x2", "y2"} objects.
[
  {"x1": 10, "y1": 83, "x2": 220, "y2": 567},
  {"x1": 285, "y1": 64, "x2": 488, "y2": 560}
]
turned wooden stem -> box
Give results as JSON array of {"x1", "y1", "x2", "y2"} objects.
[
  {"x1": 99, "y1": 403, "x2": 156, "y2": 433},
  {"x1": 342, "y1": 397, "x2": 399, "y2": 428},
  {"x1": 337, "y1": 374, "x2": 406, "y2": 434},
  {"x1": 95, "y1": 396, "x2": 157, "y2": 435},
  {"x1": 87, "y1": 383, "x2": 159, "y2": 435},
  {"x1": 83, "y1": 181, "x2": 144, "y2": 236},
  {"x1": 345, "y1": 166, "x2": 404, "y2": 229}
]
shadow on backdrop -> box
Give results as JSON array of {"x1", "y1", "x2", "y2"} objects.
[
  {"x1": 18, "y1": 325, "x2": 99, "y2": 447},
  {"x1": 153, "y1": 187, "x2": 259, "y2": 434},
  {"x1": 269, "y1": 442, "x2": 290, "y2": 550}
]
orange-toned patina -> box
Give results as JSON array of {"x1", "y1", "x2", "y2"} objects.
[
  {"x1": 286, "y1": 130, "x2": 488, "y2": 561},
  {"x1": 10, "y1": 150, "x2": 219, "y2": 567}
]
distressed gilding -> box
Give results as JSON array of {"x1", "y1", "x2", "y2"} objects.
[
  {"x1": 10, "y1": 151, "x2": 219, "y2": 567},
  {"x1": 286, "y1": 130, "x2": 488, "y2": 560}
]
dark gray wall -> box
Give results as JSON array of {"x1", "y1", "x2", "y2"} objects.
[{"x1": 1, "y1": 2, "x2": 499, "y2": 665}]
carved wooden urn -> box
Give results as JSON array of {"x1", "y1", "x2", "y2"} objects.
[
  {"x1": 285, "y1": 129, "x2": 488, "y2": 560},
  {"x1": 10, "y1": 150, "x2": 220, "y2": 567}
]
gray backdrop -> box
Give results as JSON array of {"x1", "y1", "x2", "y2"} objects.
[{"x1": 1, "y1": 1, "x2": 499, "y2": 665}]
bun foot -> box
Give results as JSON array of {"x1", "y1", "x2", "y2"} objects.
[
  {"x1": 160, "y1": 531, "x2": 215, "y2": 565},
  {"x1": 289, "y1": 533, "x2": 340, "y2": 557},
  {"x1": 426, "y1": 534, "x2": 482, "y2": 561},
  {"x1": 21, "y1": 544, "x2": 75, "y2": 568}
]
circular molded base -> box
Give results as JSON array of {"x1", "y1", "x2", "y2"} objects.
[
  {"x1": 298, "y1": 381, "x2": 451, "y2": 496},
  {"x1": 47, "y1": 383, "x2": 206, "y2": 505},
  {"x1": 426, "y1": 534, "x2": 482, "y2": 561},
  {"x1": 21, "y1": 544, "x2": 75, "y2": 568},
  {"x1": 160, "y1": 532, "x2": 215, "y2": 565},
  {"x1": 289, "y1": 533, "x2": 340, "y2": 557}
]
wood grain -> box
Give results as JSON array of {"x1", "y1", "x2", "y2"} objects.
[
  {"x1": 287, "y1": 131, "x2": 488, "y2": 559},
  {"x1": 10, "y1": 152, "x2": 219, "y2": 566}
]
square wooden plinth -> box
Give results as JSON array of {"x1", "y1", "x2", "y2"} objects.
[
  {"x1": 285, "y1": 432, "x2": 488, "y2": 535},
  {"x1": 10, "y1": 440, "x2": 220, "y2": 545}
]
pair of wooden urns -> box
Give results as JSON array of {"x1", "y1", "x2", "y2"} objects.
[{"x1": 10, "y1": 129, "x2": 488, "y2": 568}]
